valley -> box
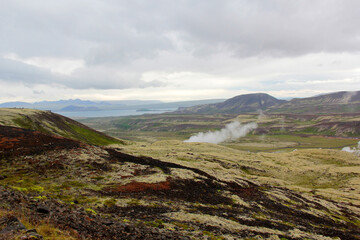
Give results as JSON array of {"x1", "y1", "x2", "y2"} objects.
[
  {"x1": 79, "y1": 111, "x2": 360, "y2": 206},
  {"x1": 79, "y1": 112, "x2": 360, "y2": 152},
  {"x1": 1, "y1": 123, "x2": 360, "y2": 239},
  {"x1": 1, "y1": 91, "x2": 360, "y2": 239},
  {"x1": 3, "y1": 1, "x2": 360, "y2": 239}
]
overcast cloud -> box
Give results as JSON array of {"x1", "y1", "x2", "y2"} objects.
[{"x1": 1, "y1": 0, "x2": 360, "y2": 102}]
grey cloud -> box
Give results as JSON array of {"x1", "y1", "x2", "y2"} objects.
[
  {"x1": 259, "y1": 74, "x2": 360, "y2": 92},
  {"x1": 0, "y1": 58, "x2": 162, "y2": 89},
  {"x1": 0, "y1": 58, "x2": 62, "y2": 85},
  {"x1": 86, "y1": 33, "x2": 172, "y2": 65},
  {"x1": 69, "y1": 67, "x2": 164, "y2": 89},
  {"x1": 3, "y1": 0, "x2": 360, "y2": 63},
  {"x1": 33, "y1": 90, "x2": 45, "y2": 95},
  {"x1": 1, "y1": 0, "x2": 360, "y2": 95},
  {"x1": 172, "y1": 0, "x2": 360, "y2": 57}
]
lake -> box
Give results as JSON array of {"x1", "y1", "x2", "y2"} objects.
[{"x1": 55, "y1": 108, "x2": 177, "y2": 118}]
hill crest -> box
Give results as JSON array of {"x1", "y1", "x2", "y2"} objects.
[
  {"x1": 268, "y1": 91, "x2": 360, "y2": 113},
  {"x1": 177, "y1": 93, "x2": 285, "y2": 114},
  {"x1": 177, "y1": 91, "x2": 360, "y2": 114},
  {"x1": 0, "y1": 108, "x2": 122, "y2": 145}
]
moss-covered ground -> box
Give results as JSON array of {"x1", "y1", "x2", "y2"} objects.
[{"x1": 1, "y1": 111, "x2": 360, "y2": 239}]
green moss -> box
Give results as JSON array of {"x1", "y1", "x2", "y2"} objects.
[
  {"x1": 91, "y1": 176, "x2": 105, "y2": 181},
  {"x1": 145, "y1": 219, "x2": 165, "y2": 228},
  {"x1": 202, "y1": 231, "x2": 226, "y2": 240},
  {"x1": 335, "y1": 215, "x2": 360, "y2": 226},
  {"x1": 11, "y1": 186, "x2": 28, "y2": 192},
  {"x1": 8, "y1": 110, "x2": 124, "y2": 146},
  {"x1": 104, "y1": 198, "x2": 117, "y2": 207},
  {"x1": 127, "y1": 199, "x2": 141, "y2": 206},
  {"x1": 173, "y1": 222, "x2": 194, "y2": 230},
  {"x1": 34, "y1": 195, "x2": 47, "y2": 200},
  {"x1": 252, "y1": 211, "x2": 268, "y2": 220},
  {"x1": 29, "y1": 185, "x2": 45, "y2": 193},
  {"x1": 13, "y1": 116, "x2": 52, "y2": 135},
  {"x1": 85, "y1": 208, "x2": 97, "y2": 215},
  {"x1": 61, "y1": 180, "x2": 86, "y2": 188},
  {"x1": 13, "y1": 117, "x2": 34, "y2": 129},
  {"x1": 66, "y1": 122, "x2": 122, "y2": 146}
]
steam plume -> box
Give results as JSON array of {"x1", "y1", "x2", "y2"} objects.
[
  {"x1": 184, "y1": 121, "x2": 257, "y2": 144},
  {"x1": 342, "y1": 141, "x2": 360, "y2": 156}
]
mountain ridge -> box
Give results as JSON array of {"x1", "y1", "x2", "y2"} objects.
[
  {"x1": 269, "y1": 90, "x2": 360, "y2": 114},
  {"x1": 0, "y1": 99, "x2": 225, "y2": 112},
  {"x1": 176, "y1": 91, "x2": 360, "y2": 114},
  {"x1": 176, "y1": 93, "x2": 285, "y2": 114}
]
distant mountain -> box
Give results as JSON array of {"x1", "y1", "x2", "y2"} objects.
[
  {"x1": 60, "y1": 105, "x2": 101, "y2": 112},
  {"x1": 43, "y1": 99, "x2": 98, "y2": 105},
  {"x1": 0, "y1": 99, "x2": 225, "y2": 112},
  {"x1": 137, "y1": 99, "x2": 226, "y2": 109},
  {"x1": 176, "y1": 91, "x2": 360, "y2": 114},
  {"x1": 0, "y1": 101, "x2": 33, "y2": 108},
  {"x1": 0, "y1": 99, "x2": 100, "y2": 111},
  {"x1": 268, "y1": 91, "x2": 360, "y2": 114},
  {"x1": 106, "y1": 100, "x2": 163, "y2": 106},
  {"x1": 177, "y1": 93, "x2": 285, "y2": 114}
]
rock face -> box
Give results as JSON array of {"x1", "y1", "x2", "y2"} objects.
[
  {"x1": 0, "y1": 215, "x2": 27, "y2": 234},
  {"x1": 177, "y1": 93, "x2": 285, "y2": 114},
  {"x1": 1, "y1": 124, "x2": 360, "y2": 239}
]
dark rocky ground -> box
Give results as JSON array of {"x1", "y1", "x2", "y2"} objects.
[{"x1": 1, "y1": 125, "x2": 360, "y2": 239}]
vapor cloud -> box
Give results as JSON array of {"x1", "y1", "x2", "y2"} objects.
[
  {"x1": 342, "y1": 141, "x2": 360, "y2": 156},
  {"x1": 184, "y1": 121, "x2": 257, "y2": 144}
]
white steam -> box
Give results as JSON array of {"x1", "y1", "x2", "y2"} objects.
[
  {"x1": 342, "y1": 141, "x2": 360, "y2": 156},
  {"x1": 184, "y1": 121, "x2": 257, "y2": 144}
]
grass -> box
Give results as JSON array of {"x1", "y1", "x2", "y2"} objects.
[
  {"x1": 66, "y1": 122, "x2": 122, "y2": 146},
  {"x1": 0, "y1": 108, "x2": 123, "y2": 146},
  {"x1": 2, "y1": 110, "x2": 360, "y2": 238},
  {"x1": 79, "y1": 112, "x2": 360, "y2": 151},
  {"x1": 85, "y1": 208, "x2": 97, "y2": 215},
  {"x1": 224, "y1": 134, "x2": 359, "y2": 152},
  {"x1": 120, "y1": 139, "x2": 360, "y2": 205}
]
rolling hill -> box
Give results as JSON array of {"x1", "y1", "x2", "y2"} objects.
[
  {"x1": 177, "y1": 93, "x2": 285, "y2": 114},
  {"x1": 268, "y1": 91, "x2": 360, "y2": 113},
  {"x1": 0, "y1": 108, "x2": 122, "y2": 145},
  {"x1": 176, "y1": 91, "x2": 360, "y2": 114}
]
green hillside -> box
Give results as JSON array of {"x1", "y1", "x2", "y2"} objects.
[{"x1": 0, "y1": 108, "x2": 123, "y2": 146}]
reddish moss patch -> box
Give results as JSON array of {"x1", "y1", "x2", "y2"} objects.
[
  {"x1": 0, "y1": 125, "x2": 82, "y2": 158},
  {"x1": 108, "y1": 179, "x2": 171, "y2": 193}
]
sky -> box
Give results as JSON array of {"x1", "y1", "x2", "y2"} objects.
[{"x1": 1, "y1": 0, "x2": 360, "y2": 103}]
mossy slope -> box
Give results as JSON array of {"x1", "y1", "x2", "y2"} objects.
[{"x1": 0, "y1": 108, "x2": 123, "y2": 146}]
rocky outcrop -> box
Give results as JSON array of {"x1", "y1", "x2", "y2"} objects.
[{"x1": 0, "y1": 214, "x2": 43, "y2": 240}]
